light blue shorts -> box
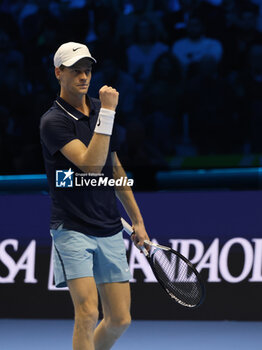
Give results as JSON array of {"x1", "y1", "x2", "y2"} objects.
[{"x1": 50, "y1": 225, "x2": 131, "y2": 288}]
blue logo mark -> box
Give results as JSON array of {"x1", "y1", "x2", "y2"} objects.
[{"x1": 56, "y1": 168, "x2": 74, "y2": 187}]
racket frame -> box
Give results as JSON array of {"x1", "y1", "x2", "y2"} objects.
[{"x1": 121, "y1": 217, "x2": 206, "y2": 308}]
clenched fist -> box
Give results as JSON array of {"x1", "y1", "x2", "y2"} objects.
[{"x1": 99, "y1": 85, "x2": 119, "y2": 111}]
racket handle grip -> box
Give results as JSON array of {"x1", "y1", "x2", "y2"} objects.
[
  {"x1": 121, "y1": 218, "x2": 149, "y2": 256},
  {"x1": 121, "y1": 217, "x2": 133, "y2": 235},
  {"x1": 140, "y1": 245, "x2": 149, "y2": 256}
]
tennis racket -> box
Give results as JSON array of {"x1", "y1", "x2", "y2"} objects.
[{"x1": 121, "y1": 218, "x2": 205, "y2": 308}]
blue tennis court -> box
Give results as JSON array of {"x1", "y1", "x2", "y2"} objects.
[{"x1": 0, "y1": 319, "x2": 261, "y2": 350}]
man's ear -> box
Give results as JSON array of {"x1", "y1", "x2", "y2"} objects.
[{"x1": 55, "y1": 67, "x2": 61, "y2": 80}]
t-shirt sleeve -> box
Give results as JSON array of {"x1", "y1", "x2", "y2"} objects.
[{"x1": 40, "y1": 113, "x2": 76, "y2": 156}]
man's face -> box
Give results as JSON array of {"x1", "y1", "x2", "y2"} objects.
[{"x1": 55, "y1": 59, "x2": 93, "y2": 96}]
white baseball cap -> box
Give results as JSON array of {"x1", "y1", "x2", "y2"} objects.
[{"x1": 54, "y1": 42, "x2": 96, "y2": 67}]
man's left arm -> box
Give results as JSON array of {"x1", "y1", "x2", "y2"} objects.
[{"x1": 111, "y1": 152, "x2": 149, "y2": 248}]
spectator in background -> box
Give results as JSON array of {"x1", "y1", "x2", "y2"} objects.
[
  {"x1": 114, "y1": 0, "x2": 167, "y2": 48},
  {"x1": 89, "y1": 53, "x2": 137, "y2": 124},
  {"x1": 126, "y1": 17, "x2": 168, "y2": 88},
  {"x1": 222, "y1": 0, "x2": 238, "y2": 26},
  {"x1": 140, "y1": 52, "x2": 184, "y2": 156},
  {"x1": 184, "y1": 56, "x2": 238, "y2": 155},
  {"x1": 250, "y1": 0, "x2": 262, "y2": 32},
  {"x1": 0, "y1": 29, "x2": 24, "y2": 78},
  {"x1": 0, "y1": 60, "x2": 36, "y2": 174},
  {"x1": 118, "y1": 120, "x2": 167, "y2": 190},
  {"x1": 163, "y1": 0, "x2": 203, "y2": 45},
  {"x1": 61, "y1": 0, "x2": 87, "y2": 9},
  {"x1": 172, "y1": 16, "x2": 223, "y2": 73},
  {"x1": 0, "y1": 0, "x2": 24, "y2": 19},
  {"x1": 18, "y1": 0, "x2": 39, "y2": 28},
  {"x1": 20, "y1": 10, "x2": 60, "y2": 111},
  {"x1": 163, "y1": 0, "x2": 225, "y2": 44},
  {"x1": 0, "y1": 105, "x2": 14, "y2": 174},
  {"x1": 193, "y1": 0, "x2": 226, "y2": 41},
  {"x1": 247, "y1": 45, "x2": 262, "y2": 152},
  {"x1": 87, "y1": 17, "x2": 118, "y2": 66},
  {"x1": 0, "y1": 4, "x2": 21, "y2": 46},
  {"x1": 236, "y1": 45, "x2": 262, "y2": 153},
  {"x1": 221, "y1": 1, "x2": 262, "y2": 74}
]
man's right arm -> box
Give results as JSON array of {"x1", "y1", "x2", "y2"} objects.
[
  {"x1": 60, "y1": 135, "x2": 110, "y2": 173},
  {"x1": 60, "y1": 85, "x2": 119, "y2": 173}
]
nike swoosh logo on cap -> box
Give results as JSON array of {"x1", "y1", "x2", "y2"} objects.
[{"x1": 73, "y1": 47, "x2": 82, "y2": 51}]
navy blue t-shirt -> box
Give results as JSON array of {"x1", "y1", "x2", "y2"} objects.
[{"x1": 40, "y1": 96, "x2": 123, "y2": 237}]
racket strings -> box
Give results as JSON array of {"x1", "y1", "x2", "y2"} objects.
[{"x1": 152, "y1": 249, "x2": 202, "y2": 307}]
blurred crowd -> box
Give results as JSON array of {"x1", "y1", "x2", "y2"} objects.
[{"x1": 1, "y1": 0, "x2": 262, "y2": 179}]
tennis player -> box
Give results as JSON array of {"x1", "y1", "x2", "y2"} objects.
[{"x1": 40, "y1": 42, "x2": 149, "y2": 350}]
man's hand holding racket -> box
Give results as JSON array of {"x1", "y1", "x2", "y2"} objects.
[{"x1": 130, "y1": 222, "x2": 150, "y2": 252}]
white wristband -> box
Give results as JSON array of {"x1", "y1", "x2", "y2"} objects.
[{"x1": 94, "y1": 108, "x2": 115, "y2": 136}]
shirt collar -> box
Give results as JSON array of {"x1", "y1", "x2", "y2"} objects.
[{"x1": 55, "y1": 95, "x2": 96, "y2": 120}]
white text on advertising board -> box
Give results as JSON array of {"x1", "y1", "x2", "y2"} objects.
[{"x1": 0, "y1": 238, "x2": 262, "y2": 288}]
